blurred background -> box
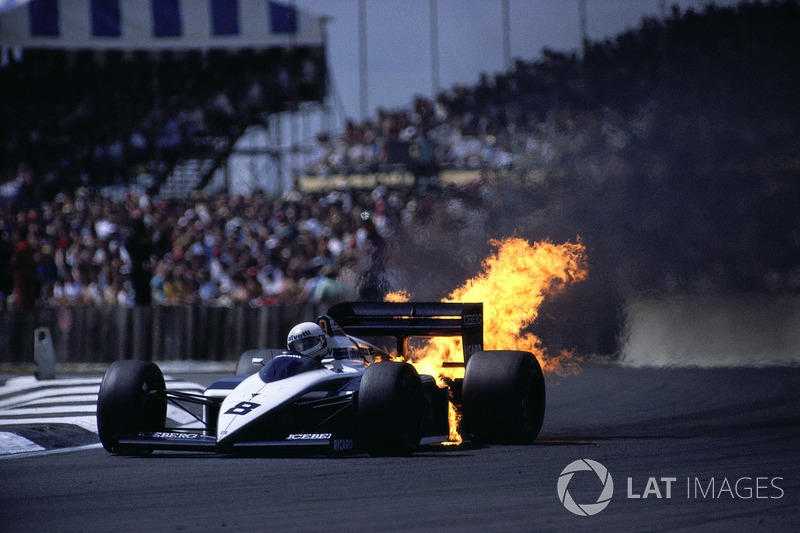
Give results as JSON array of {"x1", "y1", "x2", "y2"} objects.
[{"x1": 1, "y1": 0, "x2": 798, "y2": 366}]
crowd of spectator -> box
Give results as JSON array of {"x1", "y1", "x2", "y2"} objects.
[
  {"x1": 0, "y1": 45, "x2": 325, "y2": 198},
  {"x1": 2, "y1": 1, "x2": 800, "y2": 312},
  {"x1": 0, "y1": 183, "x2": 489, "y2": 311},
  {"x1": 303, "y1": 1, "x2": 800, "y2": 295},
  {"x1": 305, "y1": 2, "x2": 799, "y2": 181}
]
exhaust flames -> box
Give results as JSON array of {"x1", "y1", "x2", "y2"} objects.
[{"x1": 386, "y1": 237, "x2": 588, "y2": 443}]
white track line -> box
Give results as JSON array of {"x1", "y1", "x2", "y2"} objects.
[
  {"x1": 0, "y1": 415, "x2": 98, "y2": 431},
  {"x1": 0, "y1": 432, "x2": 45, "y2": 454},
  {"x1": 0, "y1": 387, "x2": 101, "y2": 409},
  {"x1": 0, "y1": 405, "x2": 99, "y2": 416},
  {"x1": 16, "y1": 394, "x2": 99, "y2": 406},
  {"x1": 0, "y1": 376, "x2": 208, "y2": 457},
  {"x1": 0, "y1": 442, "x2": 104, "y2": 460}
]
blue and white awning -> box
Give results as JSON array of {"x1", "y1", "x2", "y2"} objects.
[{"x1": 0, "y1": 0, "x2": 324, "y2": 49}]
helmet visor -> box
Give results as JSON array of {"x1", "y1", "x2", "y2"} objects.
[{"x1": 289, "y1": 335, "x2": 322, "y2": 354}]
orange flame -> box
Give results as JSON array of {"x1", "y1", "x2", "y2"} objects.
[{"x1": 387, "y1": 237, "x2": 588, "y2": 443}]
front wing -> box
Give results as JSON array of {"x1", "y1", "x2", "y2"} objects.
[{"x1": 117, "y1": 431, "x2": 354, "y2": 453}]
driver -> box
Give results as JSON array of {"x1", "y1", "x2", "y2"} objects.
[{"x1": 286, "y1": 322, "x2": 331, "y2": 362}]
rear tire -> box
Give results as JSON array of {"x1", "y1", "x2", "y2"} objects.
[
  {"x1": 96, "y1": 360, "x2": 167, "y2": 454},
  {"x1": 462, "y1": 350, "x2": 546, "y2": 444},
  {"x1": 358, "y1": 361, "x2": 423, "y2": 456}
]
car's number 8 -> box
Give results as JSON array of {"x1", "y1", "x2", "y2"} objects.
[{"x1": 224, "y1": 401, "x2": 261, "y2": 415}]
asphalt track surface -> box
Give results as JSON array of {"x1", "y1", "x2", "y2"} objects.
[{"x1": 1, "y1": 365, "x2": 798, "y2": 532}]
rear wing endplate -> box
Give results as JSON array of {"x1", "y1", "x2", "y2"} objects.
[{"x1": 326, "y1": 302, "x2": 483, "y2": 364}]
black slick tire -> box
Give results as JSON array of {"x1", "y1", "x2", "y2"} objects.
[
  {"x1": 358, "y1": 361, "x2": 424, "y2": 456},
  {"x1": 96, "y1": 360, "x2": 167, "y2": 454},
  {"x1": 462, "y1": 350, "x2": 546, "y2": 444}
]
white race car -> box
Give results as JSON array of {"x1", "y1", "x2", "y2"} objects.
[{"x1": 96, "y1": 302, "x2": 545, "y2": 456}]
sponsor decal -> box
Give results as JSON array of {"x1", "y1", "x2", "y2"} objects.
[
  {"x1": 333, "y1": 438, "x2": 354, "y2": 451},
  {"x1": 463, "y1": 314, "x2": 482, "y2": 326},
  {"x1": 466, "y1": 344, "x2": 483, "y2": 356},
  {"x1": 287, "y1": 433, "x2": 332, "y2": 440},
  {"x1": 288, "y1": 330, "x2": 312, "y2": 342},
  {"x1": 139, "y1": 432, "x2": 206, "y2": 439}
]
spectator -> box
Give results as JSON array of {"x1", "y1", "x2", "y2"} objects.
[
  {"x1": 11, "y1": 226, "x2": 37, "y2": 308},
  {"x1": 310, "y1": 266, "x2": 348, "y2": 310},
  {"x1": 125, "y1": 218, "x2": 153, "y2": 306},
  {"x1": 1, "y1": 1, "x2": 799, "y2": 304},
  {"x1": 0, "y1": 228, "x2": 12, "y2": 308}
]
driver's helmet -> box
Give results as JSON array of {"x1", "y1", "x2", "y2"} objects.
[{"x1": 287, "y1": 322, "x2": 329, "y2": 361}]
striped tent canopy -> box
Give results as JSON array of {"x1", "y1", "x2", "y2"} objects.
[{"x1": 0, "y1": 0, "x2": 324, "y2": 50}]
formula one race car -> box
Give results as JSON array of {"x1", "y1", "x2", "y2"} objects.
[{"x1": 96, "y1": 302, "x2": 546, "y2": 456}]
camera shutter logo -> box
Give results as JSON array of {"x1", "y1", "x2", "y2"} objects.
[{"x1": 557, "y1": 459, "x2": 614, "y2": 516}]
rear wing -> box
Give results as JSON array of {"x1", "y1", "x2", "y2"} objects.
[{"x1": 326, "y1": 302, "x2": 483, "y2": 365}]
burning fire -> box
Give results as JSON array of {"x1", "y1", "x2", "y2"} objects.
[{"x1": 387, "y1": 236, "x2": 588, "y2": 443}]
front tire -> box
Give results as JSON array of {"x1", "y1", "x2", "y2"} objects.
[
  {"x1": 96, "y1": 360, "x2": 167, "y2": 454},
  {"x1": 358, "y1": 361, "x2": 424, "y2": 456},
  {"x1": 462, "y1": 350, "x2": 546, "y2": 444}
]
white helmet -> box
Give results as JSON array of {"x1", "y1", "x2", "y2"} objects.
[{"x1": 287, "y1": 322, "x2": 329, "y2": 361}]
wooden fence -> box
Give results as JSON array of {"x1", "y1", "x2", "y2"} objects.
[{"x1": 0, "y1": 303, "x2": 315, "y2": 364}]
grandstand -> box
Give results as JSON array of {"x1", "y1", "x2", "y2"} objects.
[
  {"x1": 1, "y1": 1, "x2": 800, "y2": 362},
  {"x1": 0, "y1": 0, "x2": 330, "y2": 200}
]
